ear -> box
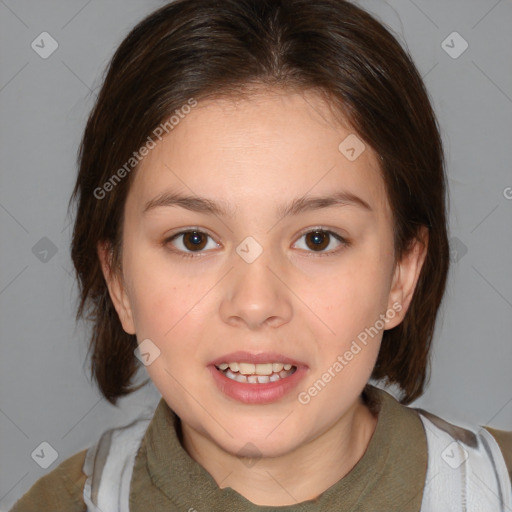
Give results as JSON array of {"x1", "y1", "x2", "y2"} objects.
[
  {"x1": 97, "y1": 241, "x2": 136, "y2": 335},
  {"x1": 385, "y1": 226, "x2": 428, "y2": 329}
]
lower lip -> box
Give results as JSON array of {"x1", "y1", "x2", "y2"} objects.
[{"x1": 208, "y1": 365, "x2": 308, "y2": 404}]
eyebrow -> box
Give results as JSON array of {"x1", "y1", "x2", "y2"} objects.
[{"x1": 143, "y1": 190, "x2": 372, "y2": 218}]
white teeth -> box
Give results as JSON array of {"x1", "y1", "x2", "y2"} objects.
[
  {"x1": 221, "y1": 362, "x2": 294, "y2": 375},
  {"x1": 239, "y1": 363, "x2": 255, "y2": 375},
  {"x1": 255, "y1": 363, "x2": 273, "y2": 375},
  {"x1": 219, "y1": 362, "x2": 297, "y2": 384},
  {"x1": 226, "y1": 369, "x2": 237, "y2": 380}
]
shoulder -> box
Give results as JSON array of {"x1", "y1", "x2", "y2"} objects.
[
  {"x1": 9, "y1": 449, "x2": 87, "y2": 512},
  {"x1": 416, "y1": 409, "x2": 512, "y2": 487},
  {"x1": 483, "y1": 426, "x2": 512, "y2": 485},
  {"x1": 407, "y1": 405, "x2": 512, "y2": 510},
  {"x1": 415, "y1": 406, "x2": 512, "y2": 487}
]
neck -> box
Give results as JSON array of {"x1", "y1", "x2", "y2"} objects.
[{"x1": 181, "y1": 396, "x2": 378, "y2": 506}]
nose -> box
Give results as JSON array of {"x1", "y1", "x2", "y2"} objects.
[{"x1": 219, "y1": 246, "x2": 293, "y2": 330}]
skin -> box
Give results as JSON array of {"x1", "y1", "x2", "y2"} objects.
[{"x1": 98, "y1": 87, "x2": 428, "y2": 506}]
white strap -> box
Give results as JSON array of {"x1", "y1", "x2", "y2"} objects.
[
  {"x1": 83, "y1": 413, "x2": 153, "y2": 512},
  {"x1": 419, "y1": 413, "x2": 512, "y2": 512}
]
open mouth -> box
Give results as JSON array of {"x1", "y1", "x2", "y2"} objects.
[{"x1": 215, "y1": 362, "x2": 298, "y2": 384}]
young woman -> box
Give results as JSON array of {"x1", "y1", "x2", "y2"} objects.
[{"x1": 11, "y1": 0, "x2": 511, "y2": 510}]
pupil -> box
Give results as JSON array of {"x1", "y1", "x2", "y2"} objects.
[
  {"x1": 185, "y1": 231, "x2": 206, "y2": 250},
  {"x1": 307, "y1": 231, "x2": 328, "y2": 251}
]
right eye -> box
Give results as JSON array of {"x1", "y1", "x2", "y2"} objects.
[{"x1": 165, "y1": 229, "x2": 220, "y2": 258}]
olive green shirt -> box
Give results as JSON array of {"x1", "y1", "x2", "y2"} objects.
[{"x1": 10, "y1": 386, "x2": 512, "y2": 511}]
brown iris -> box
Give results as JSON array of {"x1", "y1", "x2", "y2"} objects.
[
  {"x1": 304, "y1": 230, "x2": 330, "y2": 251},
  {"x1": 182, "y1": 231, "x2": 208, "y2": 251}
]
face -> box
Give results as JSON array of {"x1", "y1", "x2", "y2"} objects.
[{"x1": 100, "y1": 88, "x2": 426, "y2": 459}]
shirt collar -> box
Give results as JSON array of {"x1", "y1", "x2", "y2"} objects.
[{"x1": 143, "y1": 384, "x2": 427, "y2": 510}]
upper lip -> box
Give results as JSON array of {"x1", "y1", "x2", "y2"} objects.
[{"x1": 209, "y1": 351, "x2": 307, "y2": 367}]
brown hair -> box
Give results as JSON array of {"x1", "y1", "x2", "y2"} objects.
[{"x1": 69, "y1": 0, "x2": 449, "y2": 406}]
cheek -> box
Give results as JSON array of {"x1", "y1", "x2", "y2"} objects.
[
  {"x1": 313, "y1": 249, "x2": 393, "y2": 331},
  {"x1": 123, "y1": 246, "x2": 190, "y2": 337},
  {"x1": 125, "y1": 252, "x2": 218, "y2": 366}
]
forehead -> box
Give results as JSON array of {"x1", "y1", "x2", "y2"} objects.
[{"x1": 126, "y1": 89, "x2": 390, "y2": 219}]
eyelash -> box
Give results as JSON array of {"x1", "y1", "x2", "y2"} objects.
[{"x1": 163, "y1": 227, "x2": 350, "y2": 259}]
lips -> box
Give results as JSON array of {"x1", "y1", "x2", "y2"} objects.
[{"x1": 208, "y1": 351, "x2": 308, "y2": 404}]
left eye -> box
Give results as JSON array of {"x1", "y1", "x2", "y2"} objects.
[
  {"x1": 293, "y1": 229, "x2": 347, "y2": 255},
  {"x1": 166, "y1": 230, "x2": 219, "y2": 255}
]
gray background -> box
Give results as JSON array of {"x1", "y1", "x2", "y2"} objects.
[{"x1": 1, "y1": 0, "x2": 511, "y2": 509}]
